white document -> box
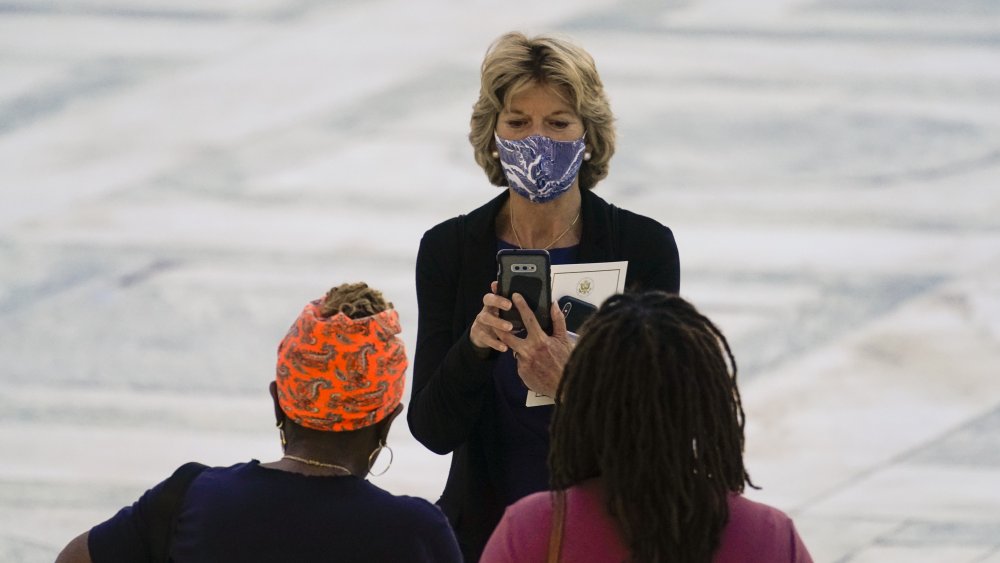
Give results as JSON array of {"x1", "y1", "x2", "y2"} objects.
[
  {"x1": 525, "y1": 389, "x2": 557, "y2": 407},
  {"x1": 551, "y1": 260, "x2": 628, "y2": 306},
  {"x1": 524, "y1": 261, "x2": 628, "y2": 407}
]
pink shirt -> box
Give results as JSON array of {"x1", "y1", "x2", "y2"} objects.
[{"x1": 481, "y1": 480, "x2": 813, "y2": 563}]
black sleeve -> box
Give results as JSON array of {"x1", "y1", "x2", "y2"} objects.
[
  {"x1": 88, "y1": 463, "x2": 205, "y2": 563},
  {"x1": 406, "y1": 223, "x2": 497, "y2": 455},
  {"x1": 88, "y1": 480, "x2": 165, "y2": 563},
  {"x1": 621, "y1": 212, "x2": 681, "y2": 294}
]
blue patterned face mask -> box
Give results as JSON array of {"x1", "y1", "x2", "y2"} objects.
[{"x1": 494, "y1": 132, "x2": 586, "y2": 203}]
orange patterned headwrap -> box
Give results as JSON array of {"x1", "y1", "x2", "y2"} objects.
[{"x1": 275, "y1": 299, "x2": 407, "y2": 432}]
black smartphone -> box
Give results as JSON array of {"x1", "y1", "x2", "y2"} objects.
[
  {"x1": 557, "y1": 295, "x2": 598, "y2": 333},
  {"x1": 497, "y1": 249, "x2": 552, "y2": 333}
]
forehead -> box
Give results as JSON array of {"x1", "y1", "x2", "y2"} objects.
[{"x1": 502, "y1": 81, "x2": 576, "y2": 114}]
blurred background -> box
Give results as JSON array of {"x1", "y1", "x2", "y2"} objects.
[{"x1": 1, "y1": 1, "x2": 999, "y2": 561}]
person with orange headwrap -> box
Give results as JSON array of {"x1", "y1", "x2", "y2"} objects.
[{"x1": 56, "y1": 283, "x2": 461, "y2": 563}]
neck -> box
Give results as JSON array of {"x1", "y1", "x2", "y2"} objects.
[
  {"x1": 504, "y1": 187, "x2": 582, "y2": 249},
  {"x1": 269, "y1": 437, "x2": 372, "y2": 477},
  {"x1": 282, "y1": 454, "x2": 354, "y2": 475}
]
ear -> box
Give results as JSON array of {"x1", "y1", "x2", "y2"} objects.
[
  {"x1": 375, "y1": 404, "x2": 403, "y2": 444},
  {"x1": 269, "y1": 381, "x2": 286, "y2": 427}
]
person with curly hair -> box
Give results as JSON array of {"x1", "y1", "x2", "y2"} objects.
[
  {"x1": 482, "y1": 292, "x2": 813, "y2": 562},
  {"x1": 57, "y1": 283, "x2": 461, "y2": 563}
]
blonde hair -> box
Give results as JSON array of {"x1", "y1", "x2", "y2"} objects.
[{"x1": 469, "y1": 32, "x2": 616, "y2": 191}]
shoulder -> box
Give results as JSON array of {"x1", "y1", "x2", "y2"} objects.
[
  {"x1": 503, "y1": 483, "x2": 606, "y2": 521},
  {"x1": 423, "y1": 213, "x2": 465, "y2": 242},
  {"x1": 87, "y1": 462, "x2": 239, "y2": 562},
  {"x1": 393, "y1": 494, "x2": 452, "y2": 525},
  {"x1": 617, "y1": 205, "x2": 675, "y2": 241},
  {"x1": 606, "y1": 200, "x2": 680, "y2": 292},
  {"x1": 481, "y1": 491, "x2": 554, "y2": 562},
  {"x1": 495, "y1": 490, "x2": 555, "y2": 540},
  {"x1": 484, "y1": 484, "x2": 625, "y2": 563},
  {"x1": 359, "y1": 486, "x2": 461, "y2": 557},
  {"x1": 382, "y1": 495, "x2": 462, "y2": 561},
  {"x1": 507, "y1": 489, "x2": 555, "y2": 518},
  {"x1": 584, "y1": 189, "x2": 675, "y2": 244},
  {"x1": 188, "y1": 461, "x2": 256, "y2": 485},
  {"x1": 360, "y1": 483, "x2": 451, "y2": 526},
  {"x1": 718, "y1": 495, "x2": 813, "y2": 563},
  {"x1": 727, "y1": 494, "x2": 795, "y2": 528},
  {"x1": 418, "y1": 215, "x2": 466, "y2": 277}
]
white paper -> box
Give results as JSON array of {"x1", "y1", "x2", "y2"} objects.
[
  {"x1": 551, "y1": 260, "x2": 628, "y2": 307},
  {"x1": 523, "y1": 261, "x2": 628, "y2": 407},
  {"x1": 525, "y1": 390, "x2": 556, "y2": 407}
]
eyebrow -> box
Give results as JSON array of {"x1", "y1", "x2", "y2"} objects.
[{"x1": 503, "y1": 108, "x2": 576, "y2": 117}]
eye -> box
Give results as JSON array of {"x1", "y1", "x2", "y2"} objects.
[
  {"x1": 505, "y1": 119, "x2": 527, "y2": 128},
  {"x1": 549, "y1": 120, "x2": 570, "y2": 130}
]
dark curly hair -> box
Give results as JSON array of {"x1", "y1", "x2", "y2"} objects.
[
  {"x1": 319, "y1": 282, "x2": 391, "y2": 319},
  {"x1": 549, "y1": 291, "x2": 755, "y2": 563}
]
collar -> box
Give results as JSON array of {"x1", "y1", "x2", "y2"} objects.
[{"x1": 464, "y1": 188, "x2": 613, "y2": 255}]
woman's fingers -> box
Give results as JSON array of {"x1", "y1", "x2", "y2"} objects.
[
  {"x1": 499, "y1": 295, "x2": 574, "y2": 397},
  {"x1": 471, "y1": 313, "x2": 511, "y2": 351},
  {"x1": 550, "y1": 301, "x2": 568, "y2": 338},
  {"x1": 472, "y1": 327, "x2": 508, "y2": 352},
  {"x1": 510, "y1": 293, "x2": 541, "y2": 337},
  {"x1": 469, "y1": 289, "x2": 515, "y2": 351},
  {"x1": 497, "y1": 330, "x2": 524, "y2": 358},
  {"x1": 483, "y1": 291, "x2": 511, "y2": 313}
]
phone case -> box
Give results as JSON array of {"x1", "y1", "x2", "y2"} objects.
[
  {"x1": 557, "y1": 295, "x2": 598, "y2": 333},
  {"x1": 497, "y1": 249, "x2": 552, "y2": 333}
]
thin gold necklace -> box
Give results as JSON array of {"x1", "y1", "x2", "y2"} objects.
[
  {"x1": 510, "y1": 202, "x2": 581, "y2": 250},
  {"x1": 282, "y1": 454, "x2": 353, "y2": 475}
]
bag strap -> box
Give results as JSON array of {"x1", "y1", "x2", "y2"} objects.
[
  {"x1": 147, "y1": 461, "x2": 208, "y2": 563},
  {"x1": 547, "y1": 490, "x2": 567, "y2": 563}
]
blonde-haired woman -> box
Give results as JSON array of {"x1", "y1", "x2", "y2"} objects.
[{"x1": 407, "y1": 32, "x2": 680, "y2": 561}]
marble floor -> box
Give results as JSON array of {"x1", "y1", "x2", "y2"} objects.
[{"x1": 1, "y1": 0, "x2": 999, "y2": 561}]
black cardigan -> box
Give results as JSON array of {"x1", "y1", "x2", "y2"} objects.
[{"x1": 407, "y1": 189, "x2": 680, "y2": 561}]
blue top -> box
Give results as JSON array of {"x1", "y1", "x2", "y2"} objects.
[
  {"x1": 88, "y1": 460, "x2": 461, "y2": 563},
  {"x1": 493, "y1": 240, "x2": 579, "y2": 507}
]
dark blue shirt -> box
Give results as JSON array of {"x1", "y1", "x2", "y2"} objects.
[
  {"x1": 88, "y1": 460, "x2": 461, "y2": 563},
  {"x1": 493, "y1": 241, "x2": 579, "y2": 507}
]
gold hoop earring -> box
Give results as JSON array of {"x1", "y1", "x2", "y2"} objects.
[
  {"x1": 277, "y1": 420, "x2": 287, "y2": 451},
  {"x1": 367, "y1": 439, "x2": 393, "y2": 477}
]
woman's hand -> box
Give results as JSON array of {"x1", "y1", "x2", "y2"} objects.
[
  {"x1": 498, "y1": 294, "x2": 573, "y2": 398},
  {"x1": 469, "y1": 281, "x2": 515, "y2": 356}
]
